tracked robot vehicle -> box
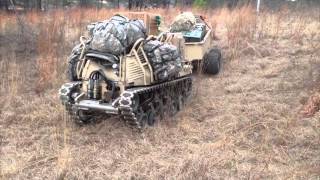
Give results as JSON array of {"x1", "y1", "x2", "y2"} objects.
[
  {"x1": 59, "y1": 12, "x2": 221, "y2": 130},
  {"x1": 59, "y1": 15, "x2": 192, "y2": 129}
]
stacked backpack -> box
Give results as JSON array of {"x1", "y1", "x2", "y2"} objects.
[
  {"x1": 143, "y1": 40, "x2": 182, "y2": 81},
  {"x1": 88, "y1": 15, "x2": 146, "y2": 56}
]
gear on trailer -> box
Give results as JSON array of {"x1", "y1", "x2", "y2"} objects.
[
  {"x1": 168, "y1": 12, "x2": 223, "y2": 76},
  {"x1": 170, "y1": 12, "x2": 197, "y2": 32}
]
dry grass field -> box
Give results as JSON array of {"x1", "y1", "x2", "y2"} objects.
[{"x1": 0, "y1": 6, "x2": 320, "y2": 179}]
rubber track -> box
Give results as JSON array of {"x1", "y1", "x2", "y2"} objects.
[{"x1": 118, "y1": 76, "x2": 192, "y2": 129}]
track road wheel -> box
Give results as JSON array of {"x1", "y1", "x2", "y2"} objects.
[
  {"x1": 169, "y1": 95, "x2": 179, "y2": 116},
  {"x1": 74, "y1": 109, "x2": 95, "y2": 125},
  {"x1": 135, "y1": 107, "x2": 148, "y2": 129},
  {"x1": 177, "y1": 95, "x2": 183, "y2": 111},
  {"x1": 153, "y1": 94, "x2": 164, "y2": 120},
  {"x1": 203, "y1": 48, "x2": 222, "y2": 75},
  {"x1": 146, "y1": 109, "x2": 156, "y2": 126}
]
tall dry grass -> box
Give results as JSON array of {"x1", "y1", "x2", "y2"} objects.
[
  {"x1": 0, "y1": 6, "x2": 319, "y2": 179},
  {"x1": 0, "y1": 6, "x2": 319, "y2": 125},
  {"x1": 1, "y1": 6, "x2": 318, "y2": 94}
]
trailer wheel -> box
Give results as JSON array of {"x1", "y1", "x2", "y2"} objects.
[{"x1": 203, "y1": 48, "x2": 222, "y2": 75}]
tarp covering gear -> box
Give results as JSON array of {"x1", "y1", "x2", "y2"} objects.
[{"x1": 170, "y1": 12, "x2": 197, "y2": 32}]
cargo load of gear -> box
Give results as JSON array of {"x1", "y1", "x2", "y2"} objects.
[
  {"x1": 143, "y1": 40, "x2": 182, "y2": 81},
  {"x1": 170, "y1": 12, "x2": 197, "y2": 32},
  {"x1": 68, "y1": 15, "x2": 183, "y2": 83},
  {"x1": 170, "y1": 12, "x2": 207, "y2": 42},
  {"x1": 168, "y1": 12, "x2": 223, "y2": 75},
  {"x1": 88, "y1": 15, "x2": 147, "y2": 56}
]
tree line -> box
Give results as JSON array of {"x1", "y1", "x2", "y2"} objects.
[{"x1": 0, "y1": 0, "x2": 319, "y2": 11}]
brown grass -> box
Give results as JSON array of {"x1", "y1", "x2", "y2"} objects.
[
  {"x1": 0, "y1": 6, "x2": 320, "y2": 179},
  {"x1": 301, "y1": 92, "x2": 320, "y2": 117}
]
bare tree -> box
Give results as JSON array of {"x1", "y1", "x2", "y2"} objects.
[
  {"x1": 129, "y1": 0, "x2": 144, "y2": 10},
  {"x1": 79, "y1": 0, "x2": 89, "y2": 7},
  {"x1": 36, "y1": 0, "x2": 41, "y2": 10},
  {"x1": 0, "y1": 0, "x2": 10, "y2": 10}
]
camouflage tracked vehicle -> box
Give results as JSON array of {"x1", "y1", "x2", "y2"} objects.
[{"x1": 59, "y1": 15, "x2": 192, "y2": 129}]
